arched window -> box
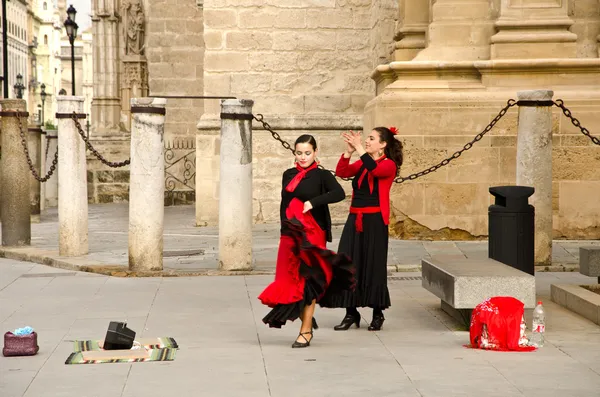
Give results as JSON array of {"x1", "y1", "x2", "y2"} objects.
[
  {"x1": 43, "y1": 2, "x2": 47, "y2": 10},
  {"x1": 44, "y1": 35, "x2": 48, "y2": 45}
]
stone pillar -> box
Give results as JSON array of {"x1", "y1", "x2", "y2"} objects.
[
  {"x1": 128, "y1": 98, "x2": 166, "y2": 272},
  {"x1": 0, "y1": 100, "x2": 31, "y2": 246},
  {"x1": 491, "y1": 0, "x2": 577, "y2": 59},
  {"x1": 218, "y1": 99, "x2": 253, "y2": 271},
  {"x1": 44, "y1": 130, "x2": 59, "y2": 208},
  {"x1": 393, "y1": 0, "x2": 430, "y2": 61},
  {"x1": 121, "y1": 56, "x2": 149, "y2": 131},
  {"x1": 57, "y1": 97, "x2": 88, "y2": 256},
  {"x1": 516, "y1": 90, "x2": 554, "y2": 266},
  {"x1": 28, "y1": 125, "x2": 43, "y2": 223},
  {"x1": 91, "y1": 1, "x2": 122, "y2": 135},
  {"x1": 413, "y1": 0, "x2": 496, "y2": 61}
]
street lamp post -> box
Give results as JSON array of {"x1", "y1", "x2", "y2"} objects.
[
  {"x1": 64, "y1": 5, "x2": 78, "y2": 96},
  {"x1": 40, "y1": 83, "x2": 47, "y2": 126},
  {"x1": 14, "y1": 73, "x2": 25, "y2": 99}
]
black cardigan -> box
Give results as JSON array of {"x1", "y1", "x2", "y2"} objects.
[{"x1": 280, "y1": 167, "x2": 345, "y2": 242}]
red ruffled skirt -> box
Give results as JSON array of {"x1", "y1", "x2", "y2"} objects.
[{"x1": 258, "y1": 198, "x2": 355, "y2": 328}]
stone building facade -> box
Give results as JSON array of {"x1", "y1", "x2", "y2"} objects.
[
  {"x1": 90, "y1": 0, "x2": 600, "y2": 240},
  {"x1": 365, "y1": 0, "x2": 600, "y2": 240},
  {"x1": 1, "y1": 0, "x2": 29, "y2": 97},
  {"x1": 32, "y1": 0, "x2": 63, "y2": 127}
]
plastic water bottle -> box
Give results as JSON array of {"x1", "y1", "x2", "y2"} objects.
[{"x1": 530, "y1": 301, "x2": 545, "y2": 347}]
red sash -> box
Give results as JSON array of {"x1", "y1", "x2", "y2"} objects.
[{"x1": 350, "y1": 206, "x2": 381, "y2": 232}]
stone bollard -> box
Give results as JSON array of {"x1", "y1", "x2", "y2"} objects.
[
  {"x1": 28, "y1": 125, "x2": 43, "y2": 223},
  {"x1": 516, "y1": 90, "x2": 554, "y2": 266},
  {"x1": 218, "y1": 99, "x2": 254, "y2": 271},
  {"x1": 57, "y1": 97, "x2": 88, "y2": 256},
  {"x1": 0, "y1": 100, "x2": 31, "y2": 246},
  {"x1": 128, "y1": 98, "x2": 167, "y2": 272},
  {"x1": 44, "y1": 129, "x2": 58, "y2": 208}
]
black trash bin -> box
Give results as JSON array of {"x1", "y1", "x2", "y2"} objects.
[{"x1": 488, "y1": 186, "x2": 535, "y2": 275}]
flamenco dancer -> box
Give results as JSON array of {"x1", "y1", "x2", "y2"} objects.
[
  {"x1": 320, "y1": 127, "x2": 404, "y2": 332},
  {"x1": 258, "y1": 134, "x2": 355, "y2": 348}
]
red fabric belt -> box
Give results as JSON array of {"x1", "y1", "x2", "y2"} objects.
[{"x1": 350, "y1": 206, "x2": 380, "y2": 233}]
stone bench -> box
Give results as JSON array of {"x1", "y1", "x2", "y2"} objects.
[
  {"x1": 421, "y1": 255, "x2": 536, "y2": 326},
  {"x1": 579, "y1": 247, "x2": 600, "y2": 282}
]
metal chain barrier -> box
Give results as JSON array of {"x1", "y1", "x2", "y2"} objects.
[
  {"x1": 252, "y1": 114, "x2": 353, "y2": 181},
  {"x1": 394, "y1": 99, "x2": 517, "y2": 183},
  {"x1": 44, "y1": 133, "x2": 51, "y2": 160},
  {"x1": 253, "y1": 114, "x2": 294, "y2": 154},
  {"x1": 16, "y1": 112, "x2": 58, "y2": 183},
  {"x1": 553, "y1": 99, "x2": 600, "y2": 146},
  {"x1": 254, "y1": 99, "x2": 518, "y2": 184},
  {"x1": 70, "y1": 112, "x2": 131, "y2": 167}
]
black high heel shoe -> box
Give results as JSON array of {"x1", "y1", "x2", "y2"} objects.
[
  {"x1": 312, "y1": 317, "x2": 319, "y2": 330},
  {"x1": 368, "y1": 314, "x2": 385, "y2": 331},
  {"x1": 334, "y1": 313, "x2": 361, "y2": 331},
  {"x1": 292, "y1": 331, "x2": 313, "y2": 348}
]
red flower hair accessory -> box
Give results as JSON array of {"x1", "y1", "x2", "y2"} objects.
[{"x1": 389, "y1": 126, "x2": 398, "y2": 135}]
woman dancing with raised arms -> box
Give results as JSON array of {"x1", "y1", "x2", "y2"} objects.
[
  {"x1": 258, "y1": 134, "x2": 355, "y2": 348},
  {"x1": 321, "y1": 127, "x2": 403, "y2": 331}
]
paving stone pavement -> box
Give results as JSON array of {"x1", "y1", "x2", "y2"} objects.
[
  {"x1": 0, "y1": 204, "x2": 597, "y2": 274},
  {"x1": 1, "y1": 257, "x2": 599, "y2": 397}
]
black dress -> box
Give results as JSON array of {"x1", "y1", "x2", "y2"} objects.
[{"x1": 320, "y1": 163, "x2": 391, "y2": 310}]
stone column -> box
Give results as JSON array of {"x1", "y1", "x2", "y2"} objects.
[
  {"x1": 121, "y1": 56, "x2": 149, "y2": 131},
  {"x1": 516, "y1": 90, "x2": 554, "y2": 266},
  {"x1": 28, "y1": 125, "x2": 43, "y2": 223},
  {"x1": 0, "y1": 100, "x2": 31, "y2": 246},
  {"x1": 128, "y1": 98, "x2": 166, "y2": 272},
  {"x1": 413, "y1": 0, "x2": 496, "y2": 61},
  {"x1": 218, "y1": 99, "x2": 253, "y2": 271},
  {"x1": 91, "y1": 1, "x2": 122, "y2": 135},
  {"x1": 44, "y1": 130, "x2": 59, "y2": 208},
  {"x1": 393, "y1": 0, "x2": 430, "y2": 61},
  {"x1": 491, "y1": 0, "x2": 577, "y2": 59},
  {"x1": 57, "y1": 97, "x2": 88, "y2": 256}
]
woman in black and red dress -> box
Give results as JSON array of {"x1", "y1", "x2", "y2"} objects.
[
  {"x1": 321, "y1": 127, "x2": 403, "y2": 331},
  {"x1": 258, "y1": 134, "x2": 354, "y2": 348}
]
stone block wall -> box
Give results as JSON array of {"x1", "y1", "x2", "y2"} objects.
[
  {"x1": 146, "y1": 0, "x2": 204, "y2": 139},
  {"x1": 86, "y1": 139, "x2": 132, "y2": 204},
  {"x1": 202, "y1": 0, "x2": 388, "y2": 117},
  {"x1": 569, "y1": 0, "x2": 600, "y2": 58},
  {"x1": 369, "y1": 0, "x2": 398, "y2": 66}
]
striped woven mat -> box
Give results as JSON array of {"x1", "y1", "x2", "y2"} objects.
[
  {"x1": 65, "y1": 337, "x2": 179, "y2": 365},
  {"x1": 65, "y1": 347, "x2": 176, "y2": 365},
  {"x1": 73, "y1": 337, "x2": 178, "y2": 352}
]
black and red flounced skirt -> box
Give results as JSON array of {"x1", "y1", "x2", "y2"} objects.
[{"x1": 258, "y1": 198, "x2": 355, "y2": 328}]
